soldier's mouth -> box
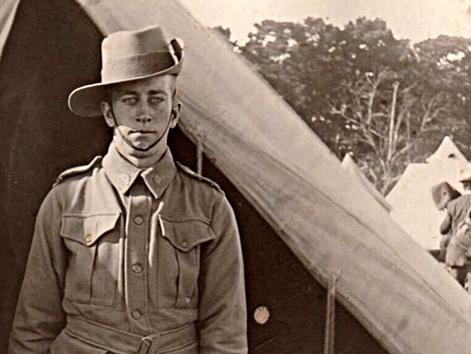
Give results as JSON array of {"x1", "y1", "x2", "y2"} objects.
[{"x1": 129, "y1": 130, "x2": 157, "y2": 135}]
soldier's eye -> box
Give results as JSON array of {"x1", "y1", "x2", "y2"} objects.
[
  {"x1": 122, "y1": 97, "x2": 138, "y2": 105},
  {"x1": 149, "y1": 96, "x2": 165, "y2": 105}
]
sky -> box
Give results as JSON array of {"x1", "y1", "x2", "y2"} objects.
[{"x1": 179, "y1": 0, "x2": 471, "y2": 43}]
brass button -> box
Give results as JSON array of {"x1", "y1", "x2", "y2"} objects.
[
  {"x1": 134, "y1": 216, "x2": 143, "y2": 225},
  {"x1": 131, "y1": 310, "x2": 142, "y2": 320},
  {"x1": 181, "y1": 240, "x2": 188, "y2": 248},
  {"x1": 254, "y1": 306, "x2": 270, "y2": 325},
  {"x1": 185, "y1": 297, "x2": 191, "y2": 303},
  {"x1": 84, "y1": 234, "x2": 93, "y2": 243},
  {"x1": 132, "y1": 263, "x2": 143, "y2": 274}
]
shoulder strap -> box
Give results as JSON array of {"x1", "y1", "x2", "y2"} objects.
[
  {"x1": 176, "y1": 162, "x2": 223, "y2": 193},
  {"x1": 53, "y1": 156, "x2": 102, "y2": 187}
]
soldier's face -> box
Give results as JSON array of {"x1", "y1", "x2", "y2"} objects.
[{"x1": 101, "y1": 75, "x2": 180, "y2": 157}]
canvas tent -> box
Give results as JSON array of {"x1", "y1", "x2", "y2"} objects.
[
  {"x1": 2, "y1": 1, "x2": 471, "y2": 353},
  {"x1": 426, "y1": 136, "x2": 468, "y2": 166},
  {"x1": 387, "y1": 137, "x2": 469, "y2": 250},
  {"x1": 341, "y1": 153, "x2": 392, "y2": 213}
]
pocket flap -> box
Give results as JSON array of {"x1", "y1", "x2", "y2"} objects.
[
  {"x1": 61, "y1": 213, "x2": 120, "y2": 246},
  {"x1": 162, "y1": 219, "x2": 215, "y2": 252}
]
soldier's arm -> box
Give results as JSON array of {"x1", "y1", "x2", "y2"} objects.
[
  {"x1": 9, "y1": 188, "x2": 67, "y2": 354},
  {"x1": 197, "y1": 194, "x2": 247, "y2": 354},
  {"x1": 439, "y1": 212, "x2": 452, "y2": 235}
]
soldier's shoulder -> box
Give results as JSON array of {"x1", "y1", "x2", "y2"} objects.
[
  {"x1": 456, "y1": 194, "x2": 471, "y2": 203},
  {"x1": 176, "y1": 162, "x2": 223, "y2": 193},
  {"x1": 53, "y1": 156, "x2": 103, "y2": 187},
  {"x1": 462, "y1": 193, "x2": 471, "y2": 205}
]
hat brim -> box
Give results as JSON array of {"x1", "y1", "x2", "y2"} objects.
[{"x1": 68, "y1": 42, "x2": 184, "y2": 117}]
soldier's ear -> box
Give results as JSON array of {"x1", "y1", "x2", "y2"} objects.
[
  {"x1": 101, "y1": 101, "x2": 116, "y2": 128},
  {"x1": 170, "y1": 100, "x2": 182, "y2": 129}
]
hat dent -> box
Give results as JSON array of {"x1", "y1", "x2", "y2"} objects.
[{"x1": 101, "y1": 26, "x2": 170, "y2": 64}]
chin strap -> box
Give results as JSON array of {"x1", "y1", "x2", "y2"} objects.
[{"x1": 111, "y1": 110, "x2": 174, "y2": 152}]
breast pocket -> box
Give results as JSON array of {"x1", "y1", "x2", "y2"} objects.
[
  {"x1": 157, "y1": 219, "x2": 215, "y2": 308},
  {"x1": 60, "y1": 213, "x2": 121, "y2": 306}
]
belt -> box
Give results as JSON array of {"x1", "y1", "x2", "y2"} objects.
[{"x1": 64, "y1": 317, "x2": 197, "y2": 354}]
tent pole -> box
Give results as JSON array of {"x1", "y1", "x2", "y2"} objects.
[
  {"x1": 324, "y1": 274, "x2": 338, "y2": 354},
  {"x1": 196, "y1": 138, "x2": 203, "y2": 175}
]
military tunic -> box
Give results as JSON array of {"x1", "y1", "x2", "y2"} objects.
[
  {"x1": 440, "y1": 192, "x2": 471, "y2": 267},
  {"x1": 9, "y1": 145, "x2": 247, "y2": 354}
]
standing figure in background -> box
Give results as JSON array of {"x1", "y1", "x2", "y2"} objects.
[
  {"x1": 438, "y1": 175, "x2": 471, "y2": 289},
  {"x1": 9, "y1": 25, "x2": 247, "y2": 354},
  {"x1": 432, "y1": 181, "x2": 461, "y2": 262}
]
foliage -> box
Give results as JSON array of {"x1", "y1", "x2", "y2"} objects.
[{"x1": 231, "y1": 18, "x2": 471, "y2": 194}]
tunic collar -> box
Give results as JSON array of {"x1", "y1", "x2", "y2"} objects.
[{"x1": 102, "y1": 144, "x2": 176, "y2": 199}]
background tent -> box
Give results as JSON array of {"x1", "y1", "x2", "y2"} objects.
[
  {"x1": 341, "y1": 153, "x2": 392, "y2": 213},
  {"x1": 387, "y1": 137, "x2": 469, "y2": 250},
  {"x1": 426, "y1": 136, "x2": 468, "y2": 166},
  {"x1": 2, "y1": 1, "x2": 471, "y2": 354}
]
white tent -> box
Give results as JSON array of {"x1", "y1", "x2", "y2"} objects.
[
  {"x1": 341, "y1": 153, "x2": 392, "y2": 212},
  {"x1": 426, "y1": 136, "x2": 468, "y2": 165},
  {"x1": 387, "y1": 137, "x2": 469, "y2": 250}
]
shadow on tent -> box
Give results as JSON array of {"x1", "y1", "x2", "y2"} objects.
[{"x1": 0, "y1": 0, "x2": 388, "y2": 353}]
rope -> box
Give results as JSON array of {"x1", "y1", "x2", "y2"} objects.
[{"x1": 324, "y1": 273, "x2": 338, "y2": 354}]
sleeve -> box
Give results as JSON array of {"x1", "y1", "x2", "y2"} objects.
[
  {"x1": 9, "y1": 188, "x2": 67, "y2": 354},
  {"x1": 197, "y1": 194, "x2": 248, "y2": 354},
  {"x1": 440, "y1": 231, "x2": 453, "y2": 251},
  {"x1": 439, "y1": 212, "x2": 452, "y2": 235}
]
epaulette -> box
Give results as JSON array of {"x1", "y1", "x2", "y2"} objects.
[
  {"x1": 53, "y1": 156, "x2": 103, "y2": 187},
  {"x1": 176, "y1": 162, "x2": 223, "y2": 193}
]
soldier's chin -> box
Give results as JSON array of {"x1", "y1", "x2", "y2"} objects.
[
  {"x1": 128, "y1": 136, "x2": 157, "y2": 151},
  {"x1": 130, "y1": 142, "x2": 156, "y2": 153}
]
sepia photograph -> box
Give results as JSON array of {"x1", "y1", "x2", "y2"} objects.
[{"x1": 2, "y1": 0, "x2": 471, "y2": 353}]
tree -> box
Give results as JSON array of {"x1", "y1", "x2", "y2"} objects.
[
  {"x1": 412, "y1": 36, "x2": 471, "y2": 158},
  {"x1": 238, "y1": 17, "x2": 471, "y2": 194},
  {"x1": 213, "y1": 26, "x2": 238, "y2": 48}
]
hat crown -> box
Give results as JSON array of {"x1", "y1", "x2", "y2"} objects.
[
  {"x1": 102, "y1": 26, "x2": 170, "y2": 64},
  {"x1": 98, "y1": 25, "x2": 183, "y2": 84}
]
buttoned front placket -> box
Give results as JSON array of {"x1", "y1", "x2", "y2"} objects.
[{"x1": 125, "y1": 175, "x2": 153, "y2": 333}]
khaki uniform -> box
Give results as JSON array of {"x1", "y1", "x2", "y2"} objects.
[
  {"x1": 440, "y1": 193, "x2": 471, "y2": 267},
  {"x1": 9, "y1": 145, "x2": 247, "y2": 354}
]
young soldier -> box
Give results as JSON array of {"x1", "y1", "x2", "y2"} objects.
[
  {"x1": 440, "y1": 173, "x2": 471, "y2": 289},
  {"x1": 9, "y1": 25, "x2": 247, "y2": 354}
]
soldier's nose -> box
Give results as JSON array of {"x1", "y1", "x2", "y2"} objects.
[{"x1": 136, "y1": 116, "x2": 152, "y2": 124}]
